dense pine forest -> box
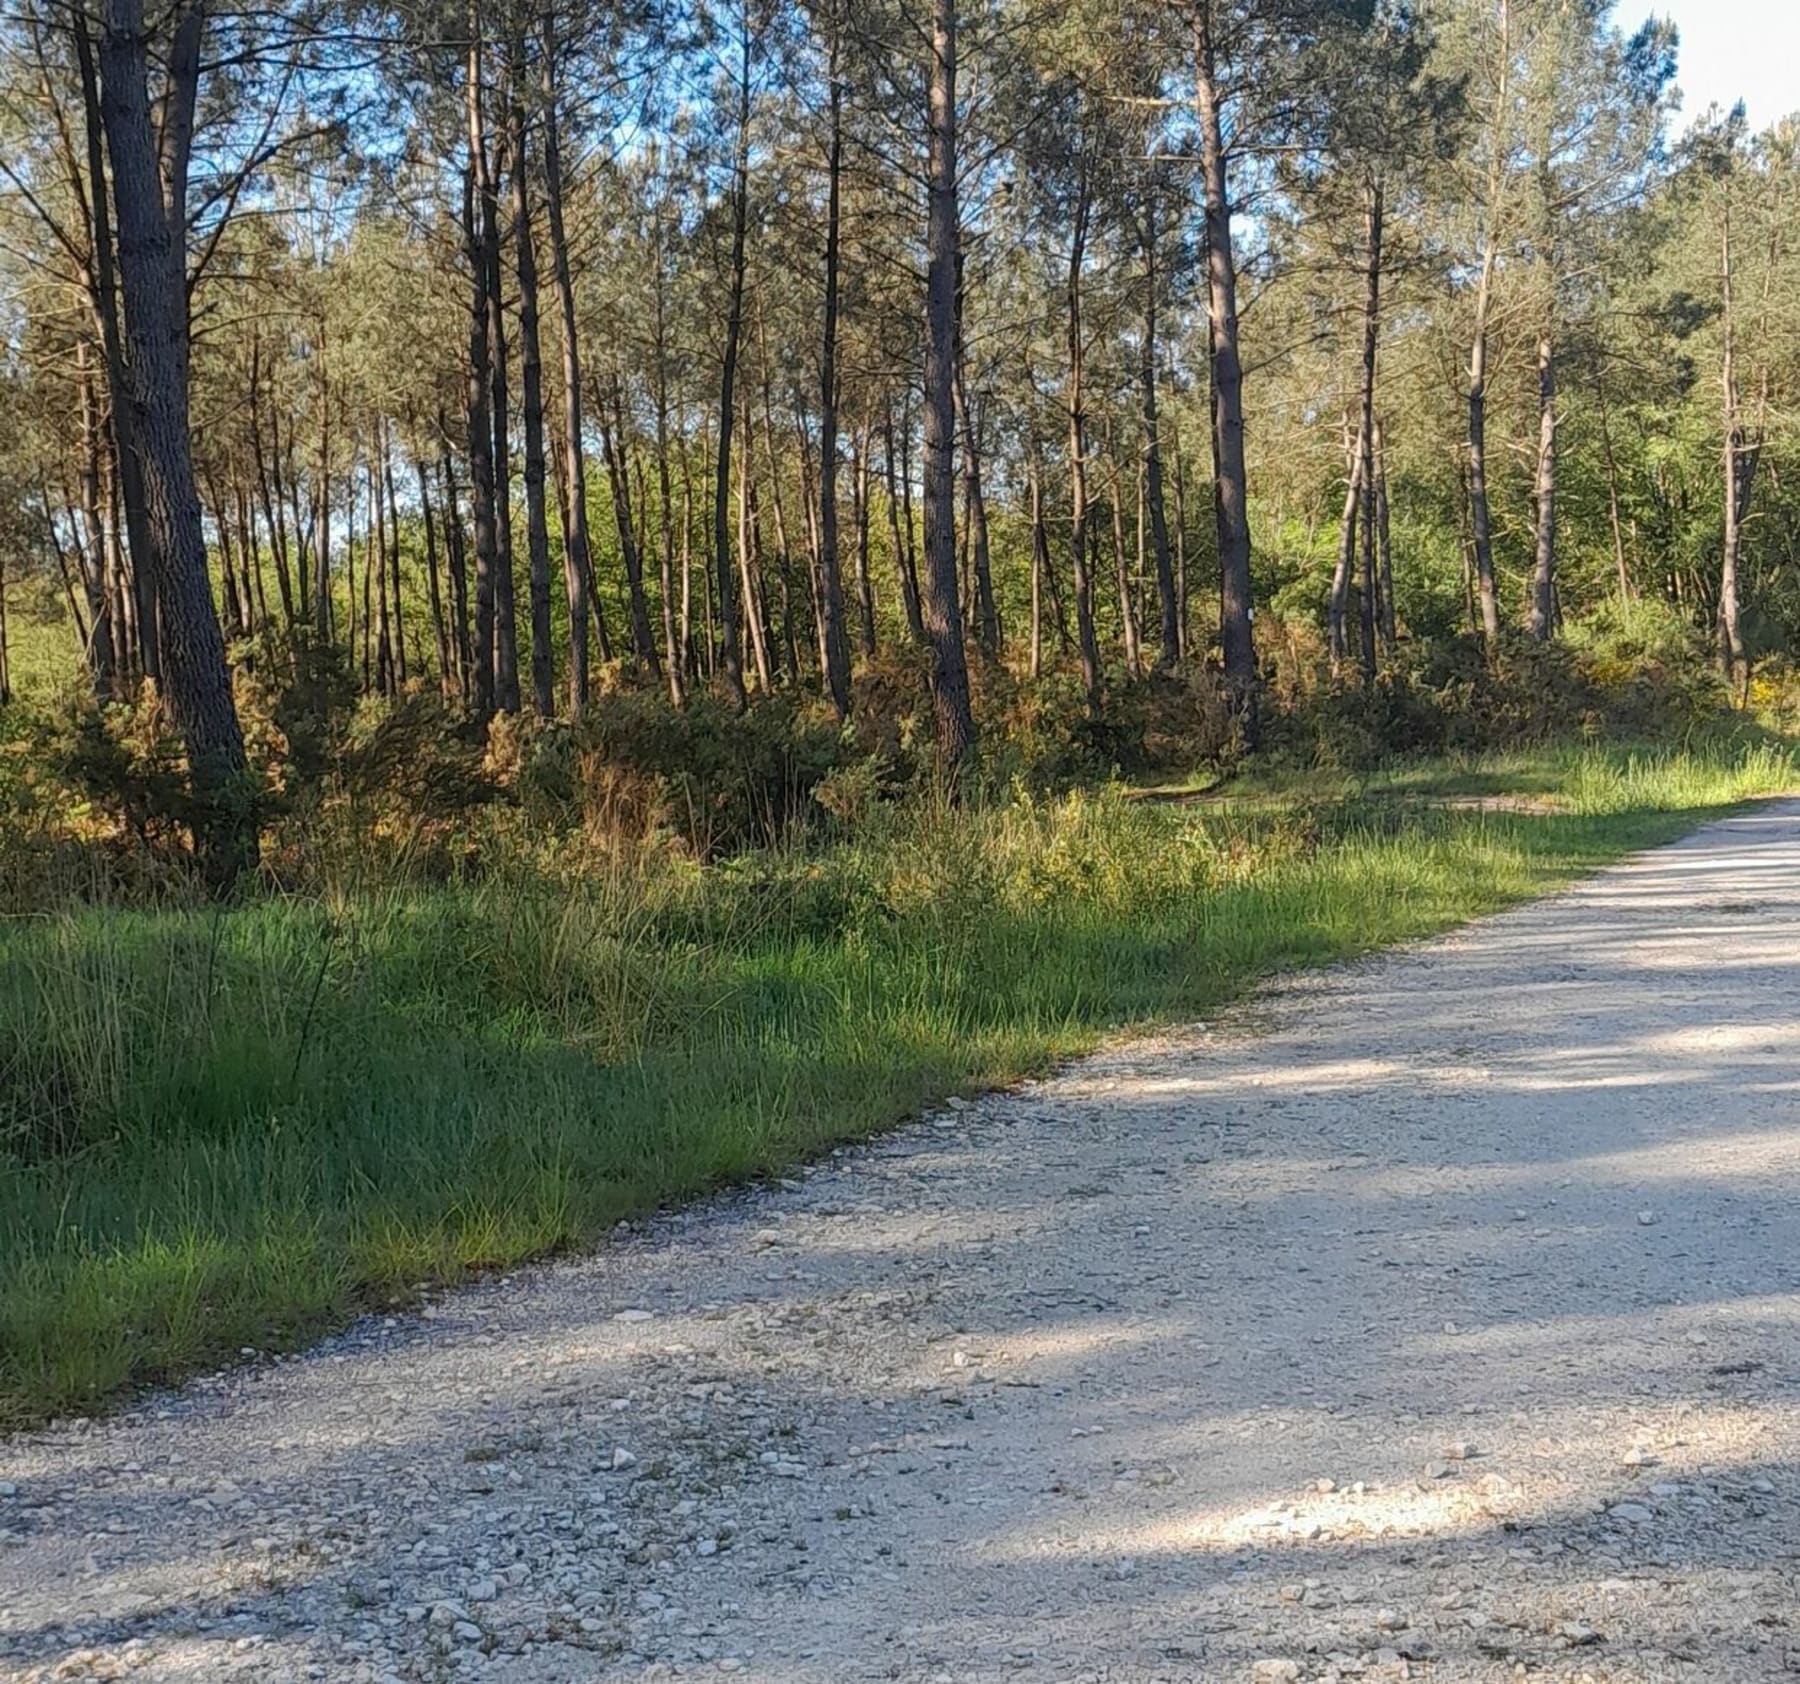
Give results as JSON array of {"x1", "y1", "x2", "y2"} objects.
[
  {"x1": 0, "y1": 0, "x2": 1794, "y2": 879},
  {"x1": 1, "y1": 0, "x2": 1799, "y2": 1418}
]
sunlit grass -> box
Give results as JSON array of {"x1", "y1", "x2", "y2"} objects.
[{"x1": 0, "y1": 735, "x2": 1792, "y2": 1427}]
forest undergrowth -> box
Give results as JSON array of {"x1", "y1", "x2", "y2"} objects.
[{"x1": 0, "y1": 619, "x2": 1793, "y2": 1425}]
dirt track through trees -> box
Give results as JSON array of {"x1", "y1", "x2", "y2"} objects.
[{"x1": 5, "y1": 805, "x2": 1800, "y2": 1683}]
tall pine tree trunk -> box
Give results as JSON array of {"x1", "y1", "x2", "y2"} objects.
[
  {"x1": 1356, "y1": 175, "x2": 1382, "y2": 684},
  {"x1": 98, "y1": 0, "x2": 252, "y2": 885},
  {"x1": 711, "y1": 4, "x2": 752, "y2": 706},
  {"x1": 1194, "y1": 0, "x2": 1257, "y2": 744},
  {"x1": 540, "y1": 8, "x2": 591, "y2": 714},
  {"x1": 464, "y1": 20, "x2": 500, "y2": 718},
  {"x1": 815, "y1": 13, "x2": 853, "y2": 714},
  {"x1": 509, "y1": 65, "x2": 556, "y2": 714},
  {"x1": 1065, "y1": 169, "x2": 1102, "y2": 714},
  {"x1": 1138, "y1": 195, "x2": 1179, "y2": 669}
]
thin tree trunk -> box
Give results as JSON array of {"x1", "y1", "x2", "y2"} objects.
[
  {"x1": 711, "y1": 1, "x2": 752, "y2": 707},
  {"x1": 602, "y1": 376, "x2": 661, "y2": 670},
  {"x1": 73, "y1": 4, "x2": 157, "y2": 682},
  {"x1": 851, "y1": 423, "x2": 877, "y2": 655},
  {"x1": 370, "y1": 441, "x2": 393, "y2": 695},
  {"x1": 1065, "y1": 167, "x2": 1102, "y2": 714},
  {"x1": 75, "y1": 349, "x2": 116, "y2": 694},
  {"x1": 1375, "y1": 418, "x2": 1395, "y2": 647},
  {"x1": 488, "y1": 122, "x2": 520, "y2": 715},
  {"x1": 441, "y1": 451, "x2": 472, "y2": 703},
  {"x1": 737, "y1": 398, "x2": 774, "y2": 692},
  {"x1": 1027, "y1": 443, "x2": 1049, "y2": 679},
  {"x1": 816, "y1": 12, "x2": 853, "y2": 713},
  {"x1": 1195, "y1": 0, "x2": 1257, "y2": 744},
  {"x1": 1596, "y1": 365, "x2": 1632, "y2": 603},
  {"x1": 918, "y1": 0, "x2": 975, "y2": 771},
  {"x1": 417, "y1": 456, "x2": 452, "y2": 695},
  {"x1": 540, "y1": 7, "x2": 590, "y2": 715},
  {"x1": 464, "y1": 23, "x2": 499, "y2": 718},
  {"x1": 1467, "y1": 0, "x2": 1509, "y2": 646},
  {"x1": 1357, "y1": 175, "x2": 1382, "y2": 684},
  {"x1": 1139, "y1": 193, "x2": 1179, "y2": 669},
  {"x1": 1327, "y1": 417, "x2": 1363, "y2": 669},
  {"x1": 953, "y1": 322, "x2": 999, "y2": 659},
  {"x1": 1528, "y1": 320, "x2": 1557, "y2": 641},
  {"x1": 1719, "y1": 193, "x2": 1747, "y2": 686},
  {"x1": 381, "y1": 419, "x2": 408, "y2": 686},
  {"x1": 508, "y1": 61, "x2": 555, "y2": 715},
  {"x1": 882, "y1": 403, "x2": 925, "y2": 641},
  {"x1": 1107, "y1": 417, "x2": 1141, "y2": 679},
  {"x1": 653, "y1": 221, "x2": 685, "y2": 705}
]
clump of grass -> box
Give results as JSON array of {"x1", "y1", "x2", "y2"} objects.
[{"x1": 0, "y1": 738, "x2": 1791, "y2": 1426}]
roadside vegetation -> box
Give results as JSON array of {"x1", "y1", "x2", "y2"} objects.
[{"x1": 1, "y1": 618, "x2": 1792, "y2": 1424}]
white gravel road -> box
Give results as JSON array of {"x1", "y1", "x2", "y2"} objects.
[{"x1": 5, "y1": 804, "x2": 1800, "y2": 1684}]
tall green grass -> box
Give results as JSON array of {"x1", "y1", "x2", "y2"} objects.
[{"x1": 1, "y1": 738, "x2": 1792, "y2": 1426}]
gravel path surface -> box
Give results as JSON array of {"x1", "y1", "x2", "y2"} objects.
[{"x1": 5, "y1": 805, "x2": 1800, "y2": 1684}]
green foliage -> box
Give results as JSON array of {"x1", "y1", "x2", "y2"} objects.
[
  {"x1": 0, "y1": 735, "x2": 1791, "y2": 1425},
  {"x1": 1262, "y1": 612, "x2": 1736, "y2": 770}
]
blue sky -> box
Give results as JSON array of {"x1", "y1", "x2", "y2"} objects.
[{"x1": 1653, "y1": 0, "x2": 1799, "y2": 130}]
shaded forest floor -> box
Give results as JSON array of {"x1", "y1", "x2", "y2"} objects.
[{"x1": 0, "y1": 734, "x2": 1794, "y2": 1428}]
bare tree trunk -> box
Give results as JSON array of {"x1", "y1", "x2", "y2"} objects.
[
  {"x1": 1027, "y1": 442, "x2": 1048, "y2": 680},
  {"x1": 98, "y1": 0, "x2": 252, "y2": 885},
  {"x1": 1596, "y1": 364, "x2": 1632, "y2": 603},
  {"x1": 381, "y1": 419, "x2": 407, "y2": 686},
  {"x1": 1467, "y1": 0, "x2": 1509, "y2": 646},
  {"x1": 539, "y1": 8, "x2": 590, "y2": 715},
  {"x1": 313, "y1": 342, "x2": 332, "y2": 641},
  {"x1": 417, "y1": 456, "x2": 452, "y2": 695},
  {"x1": 1171, "y1": 424, "x2": 1189, "y2": 657},
  {"x1": 816, "y1": 11, "x2": 853, "y2": 714},
  {"x1": 652, "y1": 219, "x2": 685, "y2": 705},
  {"x1": 1719, "y1": 195, "x2": 1748, "y2": 686},
  {"x1": 711, "y1": 2, "x2": 752, "y2": 707},
  {"x1": 1527, "y1": 321, "x2": 1557, "y2": 641},
  {"x1": 882, "y1": 403, "x2": 925, "y2": 641},
  {"x1": 1357, "y1": 175, "x2": 1382, "y2": 684},
  {"x1": 917, "y1": 0, "x2": 975, "y2": 771},
  {"x1": 508, "y1": 60, "x2": 555, "y2": 715},
  {"x1": 737, "y1": 397, "x2": 775, "y2": 692},
  {"x1": 1138, "y1": 193, "x2": 1179, "y2": 669},
  {"x1": 851, "y1": 422, "x2": 877, "y2": 654},
  {"x1": 76, "y1": 348, "x2": 117, "y2": 694},
  {"x1": 248, "y1": 334, "x2": 297, "y2": 634},
  {"x1": 953, "y1": 314, "x2": 999, "y2": 659},
  {"x1": 1107, "y1": 417, "x2": 1141, "y2": 679},
  {"x1": 1375, "y1": 418, "x2": 1395, "y2": 647},
  {"x1": 370, "y1": 441, "x2": 393, "y2": 695},
  {"x1": 440, "y1": 450, "x2": 472, "y2": 704},
  {"x1": 1327, "y1": 417, "x2": 1363, "y2": 670},
  {"x1": 72, "y1": 4, "x2": 157, "y2": 682},
  {"x1": 488, "y1": 122, "x2": 520, "y2": 715},
  {"x1": 601, "y1": 376, "x2": 661, "y2": 671},
  {"x1": 1066, "y1": 168, "x2": 1102, "y2": 714},
  {"x1": 1195, "y1": 0, "x2": 1257, "y2": 744},
  {"x1": 464, "y1": 22, "x2": 499, "y2": 718}
]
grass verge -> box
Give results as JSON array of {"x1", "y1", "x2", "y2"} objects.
[{"x1": 1, "y1": 736, "x2": 1792, "y2": 1427}]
